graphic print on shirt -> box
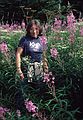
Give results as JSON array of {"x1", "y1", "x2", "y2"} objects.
[{"x1": 29, "y1": 41, "x2": 41, "y2": 52}]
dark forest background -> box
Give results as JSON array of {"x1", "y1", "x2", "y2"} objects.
[{"x1": 0, "y1": 0, "x2": 83, "y2": 25}]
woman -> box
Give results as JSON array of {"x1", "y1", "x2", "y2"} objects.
[
  {"x1": 15, "y1": 19, "x2": 48, "y2": 111},
  {"x1": 16, "y1": 19, "x2": 48, "y2": 82}
]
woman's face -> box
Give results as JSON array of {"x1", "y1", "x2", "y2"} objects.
[{"x1": 29, "y1": 24, "x2": 39, "y2": 38}]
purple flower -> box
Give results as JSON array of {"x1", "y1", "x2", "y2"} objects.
[
  {"x1": 24, "y1": 100, "x2": 38, "y2": 113},
  {"x1": 6, "y1": 23, "x2": 9, "y2": 29},
  {"x1": 40, "y1": 35, "x2": 47, "y2": 50},
  {"x1": 50, "y1": 48, "x2": 58, "y2": 58},
  {"x1": 43, "y1": 72, "x2": 55, "y2": 84},
  {"x1": 16, "y1": 109, "x2": 21, "y2": 117},
  {"x1": 0, "y1": 42, "x2": 8, "y2": 53},
  {"x1": 0, "y1": 107, "x2": 5, "y2": 118},
  {"x1": 0, "y1": 106, "x2": 9, "y2": 119},
  {"x1": 40, "y1": 35, "x2": 47, "y2": 44},
  {"x1": 53, "y1": 18, "x2": 62, "y2": 30},
  {"x1": 43, "y1": 73, "x2": 50, "y2": 82},
  {"x1": 67, "y1": 11, "x2": 76, "y2": 33}
]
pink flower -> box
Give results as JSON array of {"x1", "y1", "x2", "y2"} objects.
[
  {"x1": 13, "y1": 24, "x2": 17, "y2": 30},
  {"x1": 24, "y1": 100, "x2": 38, "y2": 113},
  {"x1": 0, "y1": 107, "x2": 5, "y2": 118},
  {"x1": 50, "y1": 48, "x2": 58, "y2": 58},
  {"x1": 40, "y1": 35, "x2": 47, "y2": 44},
  {"x1": 53, "y1": 18, "x2": 62, "y2": 30},
  {"x1": 40, "y1": 35, "x2": 47, "y2": 50},
  {"x1": 16, "y1": 109, "x2": 21, "y2": 117},
  {"x1": 43, "y1": 73, "x2": 50, "y2": 82},
  {"x1": 6, "y1": 23, "x2": 9, "y2": 29},
  {"x1": 0, "y1": 42, "x2": 8, "y2": 53},
  {"x1": 0, "y1": 106, "x2": 9, "y2": 119},
  {"x1": 43, "y1": 72, "x2": 55, "y2": 84},
  {"x1": 67, "y1": 12, "x2": 76, "y2": 24},
  {"x1": 67, "y1": 11, "x2": 76, "y2": 33},
  {"x1": 2, "y1": 24, "x2": 6, "y2": 29},
  {"x1": 10, "y1": 24, "x2": 14, "y2": 30}
]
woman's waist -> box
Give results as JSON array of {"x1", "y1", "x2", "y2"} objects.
[
  {"x1": 29, "y1": 61, "x2": 43, "y2": 66},
  {"x1": 22, "y1": 56, "x2": 43, "y2": 64}
]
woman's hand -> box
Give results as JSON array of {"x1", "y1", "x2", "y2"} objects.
[
  {"x1": 43, "y1": 63, "x2": 49, "y2": 73},
  {"x1": 17, "y1": 68, "x2": 24, "y2": 80},
  {"x1": 16, "y1": 47, "x2": 24, "y2": 80},
  {"x1": 19, "y1": 73, "x2": 24, "y2": 80}
]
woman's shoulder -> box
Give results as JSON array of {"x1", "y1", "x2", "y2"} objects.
[
  {"x1": 20, "y1": 36, "x2": 27, "y2": 41},
  {"x1": 20, "y1": 36, "x2": 29, "y2": 43}
]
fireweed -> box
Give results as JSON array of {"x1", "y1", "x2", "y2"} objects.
[
  {"x1": 0, "y1": 41, "x2": 11, "y2": 63},
  {"x1": 25, "y1": 100, "x2": 38, "y2": 113},
  {"x1": 43, "y1": 72, "x2": 56, "y2": 97},
  {"x1": 53, "y1": 18, "x2": 62, "y2": 30},
  {"x1": 0, "y1": 106, "x2": 10, "y2": 120},
  {"x1": 0, "y1": 41, "x2": 8, "y2": 53},
  {"x1": 50, "y1": 48, "x2": 58, "y2": 58},
  {"x1": 0, "y1": 12, "x2": 83, "y2": 119},
  {"x1": 66, "y1": 11, "x2": 76, "y2": 44},
  {"x1": 0, "y1": 22, "x2": 26, "y2": 32},
  {"x1": 16, "y1": 109, "x2": 21, "y2": 117},
  {"x1": 24, "y1": 99, "x2": 38, "y2": 117}
]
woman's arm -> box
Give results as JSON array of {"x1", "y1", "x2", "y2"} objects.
[{"x1": 16, "y1": 47, "x2": 24, "y2": 80}]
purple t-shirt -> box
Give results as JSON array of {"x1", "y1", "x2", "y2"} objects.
[{"x1": 18, "y1": 36, "x2": 44, "y2": 62}]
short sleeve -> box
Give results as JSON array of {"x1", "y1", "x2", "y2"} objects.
[{"x1": 18, "y1": 36, "x2": 26, "y2": 48}]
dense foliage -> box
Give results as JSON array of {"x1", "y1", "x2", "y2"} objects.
[{"x1": 0, "y1": 13, "x2": 83, "y2": 120}]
